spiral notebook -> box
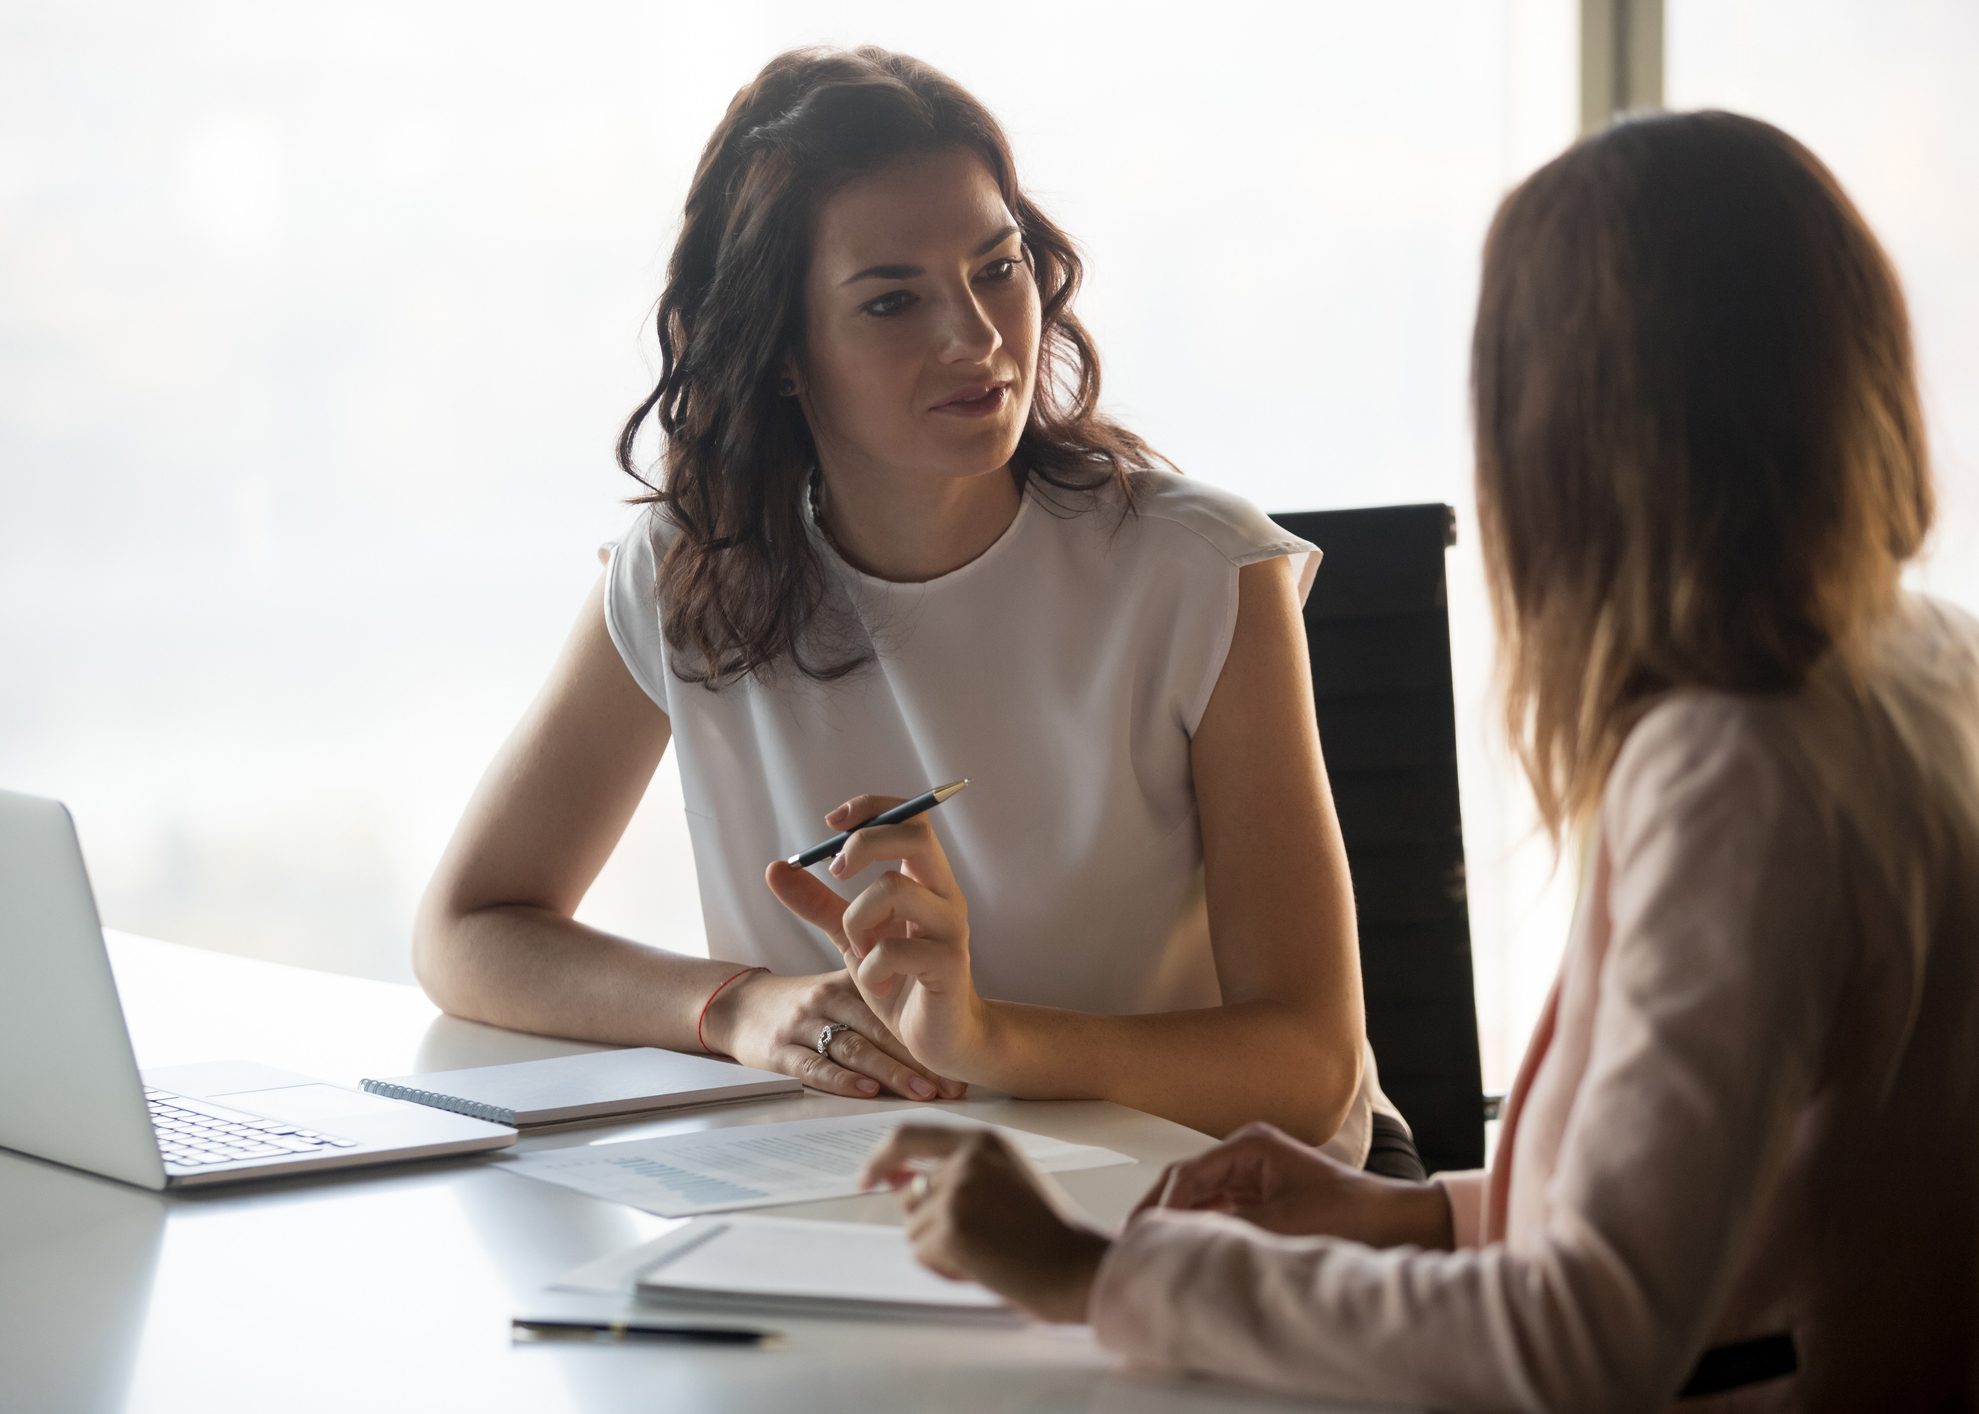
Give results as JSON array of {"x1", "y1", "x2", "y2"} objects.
[{"x1": 360, "y1": 1048, "x2": 800, "y2": 1127}]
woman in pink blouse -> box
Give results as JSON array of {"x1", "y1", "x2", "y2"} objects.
[{"x1": 859, "y1": 112, "x2": 1979, "y2": 1410}]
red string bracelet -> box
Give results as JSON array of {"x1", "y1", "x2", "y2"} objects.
[{"x1": 696, "y1": 966, "x2": 767, "y2": 1057}]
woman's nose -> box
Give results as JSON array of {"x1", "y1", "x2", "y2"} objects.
[{"x1": 937, "y1": 288, "x2": 1001, "y2": 364}]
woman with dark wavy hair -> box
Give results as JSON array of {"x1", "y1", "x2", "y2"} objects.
[
  {"x1": 413, "y1": 47, "x2": 1396, "y2": 1159},
  {"x1": 862, "y1": 112, "x2": 1979, "y2": 1409}
]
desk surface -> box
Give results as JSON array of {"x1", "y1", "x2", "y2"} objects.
[{"x1": 0, "y1": 934, "x2": 1376, "y2": 1414}]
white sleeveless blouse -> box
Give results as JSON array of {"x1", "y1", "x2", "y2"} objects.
[{"x1": 606, "y1": 473, "x2": 1381, "y2": 1157}]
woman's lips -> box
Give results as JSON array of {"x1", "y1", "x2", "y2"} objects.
[{"x1": 930, "y1": 383, "x2": 1010, "y2": 418}]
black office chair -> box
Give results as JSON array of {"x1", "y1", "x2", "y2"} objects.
[{"x1": 1270, "y1": 504, "x2": 1486, "y2": 1175}]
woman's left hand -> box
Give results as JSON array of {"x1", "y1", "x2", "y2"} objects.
[
  {"x1": 858, "y1": 1124, "x2": 1110, "y2": 1324},
  {"x1": 765, "y1": 794, "x2": 989, "y2": 1076}
]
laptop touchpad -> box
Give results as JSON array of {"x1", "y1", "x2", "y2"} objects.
[{"x1": 219, "y1": 1084, "x2": 411, "y2": 1124}]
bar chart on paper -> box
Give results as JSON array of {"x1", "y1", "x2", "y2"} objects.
[{"x1": 501, "y1": 1111, "x2": 1132, "y2": 1217}]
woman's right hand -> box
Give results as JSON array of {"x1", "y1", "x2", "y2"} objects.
[
  {"x1": 1134, "y1": 1121, "x2": 1454, "y2": 1249},
  {"x1": 699, "y1": 967, "x2": 966, "y2": 1102}
]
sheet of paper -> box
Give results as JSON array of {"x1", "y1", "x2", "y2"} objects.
[{"x1": 503, "y1": 1109, "x2": 1133, "y2": 1218}]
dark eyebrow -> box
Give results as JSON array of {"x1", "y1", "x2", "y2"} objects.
[
  {"x1": 971, "y1": 224, "x2": 1020, "y2": 257},
  {"x1": 841, "y1": 263, "x2": 922, "y2": 286},
  {"x1": 838, "y1": 225, "x2": 1021, "y2": 287}
]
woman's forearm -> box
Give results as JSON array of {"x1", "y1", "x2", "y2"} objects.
[
  {"x1": 408, "y1": 575, "x2": 726, "y2": 1047},
  {"x1": 412, "y1": 901, "x2": 746, "y2": 1050},
  {"x1": 966, "y1": 998, "x2": 1362, "y2": 1143}
]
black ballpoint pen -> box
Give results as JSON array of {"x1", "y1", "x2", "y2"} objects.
[
  {"x1": 783, "y1": 779, "x2": 970, "y2": 868},
  {"x1": 511, "y1": 1317, "x2": 782, "y2": 1347}
]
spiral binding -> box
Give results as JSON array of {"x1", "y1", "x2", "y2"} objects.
[{"x1": 359, "y1": 1079, "x2": 514, "y2": 1125}]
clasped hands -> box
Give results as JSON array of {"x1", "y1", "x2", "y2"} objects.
[{"x1": 857, "y1": 1120, "x2": 1458, "y2": 1325}]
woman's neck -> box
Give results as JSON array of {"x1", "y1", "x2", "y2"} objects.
[{"x1": 813, "y1": 459, "x2": 1021, "y2": 583}]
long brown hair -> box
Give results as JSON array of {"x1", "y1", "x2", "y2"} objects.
[
  {"x1": 1473, "y1": 111, "x2": 1932, "y2": 836},
  {"x1": 619, "y1": 46, "x2": 1166, "y2": 686}
]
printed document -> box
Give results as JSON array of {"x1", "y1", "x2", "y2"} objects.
[{"x1": 503, "y1": 1110, "x2": 1132, "y2": 1217}]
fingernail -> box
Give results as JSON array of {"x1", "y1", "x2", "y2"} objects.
[
  {"x1": 909, "y1": 1077, "x2": 936, "y2": 1100},
  {"x1": 857, "y1": 1078, "x2": 879, "y2": 1095},
  {"x1": 829, "y1": 854, "x2": 847, "y2": 877}
]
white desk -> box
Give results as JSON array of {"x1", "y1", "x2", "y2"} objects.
[{"x1": 0, "y1": 934, "x2": 1377, "y2": 1413}]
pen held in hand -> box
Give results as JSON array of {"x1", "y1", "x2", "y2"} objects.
[{"x1": 783, "y1": 780, "x2": 970, "y2": 869}]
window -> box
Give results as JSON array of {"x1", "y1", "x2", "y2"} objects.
[{"x1": 8, "y1": 2, "x2": 1609, "y2": 1091}]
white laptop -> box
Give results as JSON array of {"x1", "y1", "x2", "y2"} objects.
[{"x1": 0, "y1": 788, "x2": 517, "y2": 1189}]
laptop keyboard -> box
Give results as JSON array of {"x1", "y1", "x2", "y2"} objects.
[{"x1": 146, "y1": 1088, "x2": 358, "y2": 1170}]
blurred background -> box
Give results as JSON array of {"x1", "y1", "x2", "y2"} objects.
[{"x1": 3, "y1": 0, "x2": 1974, "y2": 1091}]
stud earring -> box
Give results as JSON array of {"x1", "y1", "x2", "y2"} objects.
[{"x1": 777, "y1": 376, "x2": 798, "y2": 397}]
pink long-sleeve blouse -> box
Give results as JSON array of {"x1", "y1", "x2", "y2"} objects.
[{"x1": 1090, "y1": 594, "x2": 1979, "y2": 1412}]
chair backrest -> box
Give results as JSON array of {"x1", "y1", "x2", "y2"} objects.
[{"x1": 1270, "y1": 505, "x2": 1485, "y2": 1174}]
